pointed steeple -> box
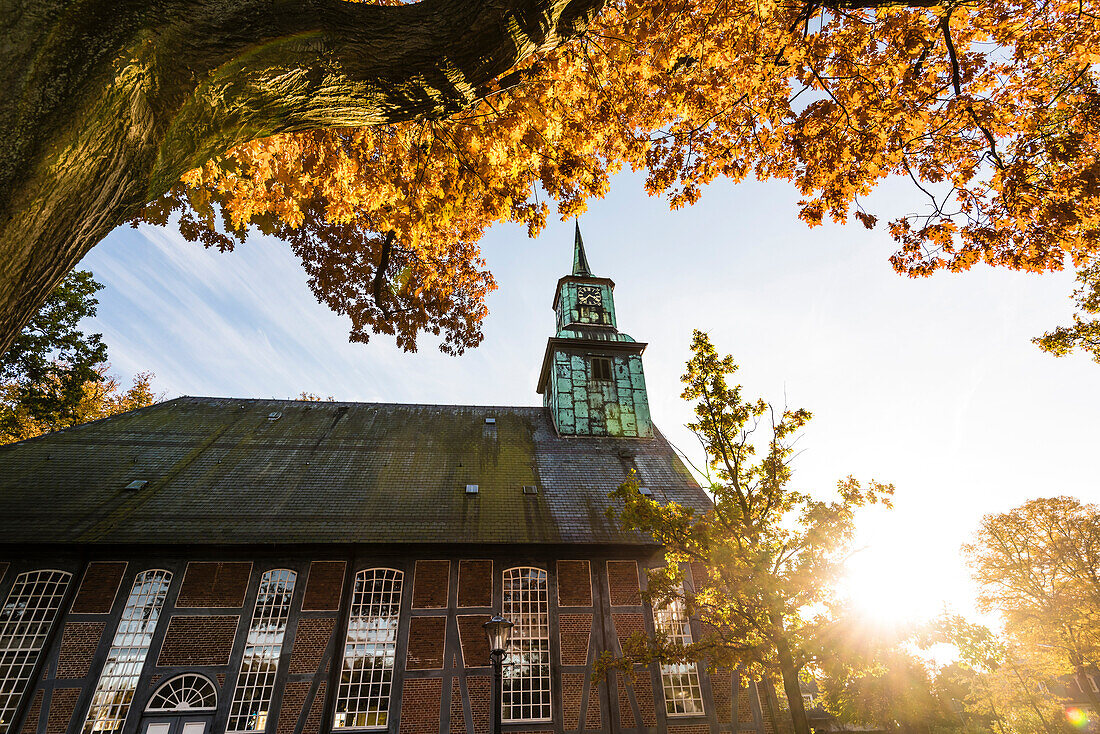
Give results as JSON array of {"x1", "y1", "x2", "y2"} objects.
[{"x1": 572, "y1": 220, "x2": 592, "y2": 276}]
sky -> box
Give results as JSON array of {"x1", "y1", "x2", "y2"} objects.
[{"x1": 78, "y1": 171, "x2": 1100, "y2": 627}]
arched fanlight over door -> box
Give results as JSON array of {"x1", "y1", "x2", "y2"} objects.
[{"x1": 145, "y1": 674, "x2": 218, "y2": 713}]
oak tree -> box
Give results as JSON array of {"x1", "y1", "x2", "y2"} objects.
[
  {"x1": 0, "y1": 270, "x2": 159, "y2": 443},
  {"x1": 6, "y1": 0, "x2": 1100, "y2": 354},
  {"x1": 964, "y1": 497, "x2": 1100, "y2": 716},
  {"x1": 607, "y1": 330, "x2": 893, "y2": 734}
]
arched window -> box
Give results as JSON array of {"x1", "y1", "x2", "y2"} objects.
[
  {"x1": 145, "y1": 674, "x2": 217, "y2": 713},
  {"x1": 502, "y1": 567, "x2": 551, "y2": 722},
  {"x1": 654, "y1": 592, "x2": 703, "y2": 715},
  {"x1": 0, "y1": 569, "x2": 72, "y2": 732},
  {"x1": 227, "y1": 569, "x2": 297, "y2": 732},
  {"x1": 84, "y1": 570, "x2": 172, "y2": 734},
  {"x1": 333, "y1": 569, "x2": 403, "y2": 730}
]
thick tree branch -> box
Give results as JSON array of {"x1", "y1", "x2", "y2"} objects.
[{"x1": 0, "y1": 0, "x2": 604, "y2": 355}]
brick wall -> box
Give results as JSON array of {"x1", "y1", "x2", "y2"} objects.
[
  {"x1": 607, "y1": 561, "x2": 641, "y2": 605},
  {"x1": 44, "y1": 688, "x2": 80, "y2": 734},
  {"x1": 559, "y1": 614, "x2": 591, "y2": 665},
  {"x1": 612, "y1": 612, "x2": 645, "y2": 653},
  {"x1": 669, "y1": 725, "x2": 712, "y2": 734},
  {"x1": 712, "y1": 668, "x2": 733, "y2": 724},
  {"x1": 277, "y1": 681, "x2": 310, "y2": 734},
  {"x1": 157, "y1": 615, "x2": 238, "y2": 666},
  {"x1": 56, "y1": 622, "x2": 105, "y2": 679},
  {"x1": 176, "y1": 562, "x2": 251, "y2": 607},
  {"x1": 585, "y1": 683, "x2": 602, "y2": 731},
  {"x1": 457, "y1": 560, "x2": 492, "y2": 607},
  {"x1": 288, "y1": 618, "x2": 336, "y2": 675},
  {"x1": 563, "y1": 673, "x2": 584, "y2": 730},
  {"x1": 556, "y1": 561, "x2": 592, "y2": 606},
  {"x1": 634, "y1": 674, "x2": 657, "y2": 727},
  {"x1": 399, "y1": 678, "x2": 442, "y2": 734},
  {"x1": 70, "y1": 562, "x2": 127, "y2": 614},
  {"x1": 302, "y1": 561, "x2": 345, "y2": 611},
  {"x1": 412, "y1": 560, "x2": 449, "y2": 608},
  {"x1": 406, "y1": 617, "x2": 446, "y2": 669},
  {"x1": 20, "y1": 690, "x2": 43, "y2": 734},
  {"x1": 616, "y1": 674, "x2": 636, "y2": 728},
  {"x1": 302, "y1": 682, "x2": 326, "y2": 734},
  {"x1": 450, "y1": 678, "x2": 467, "y2": 734},
  {"x1": 468, "y1": 675, "x2": 490, "y2": 734},
  {"x1": 457, "y1": 615, "x2": 490, "y2": 667}
]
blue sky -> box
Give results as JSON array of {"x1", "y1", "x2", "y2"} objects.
[{"x1": 79, "y1": 172, "x2": 1100, "y2": 623}]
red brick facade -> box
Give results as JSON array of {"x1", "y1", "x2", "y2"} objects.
[
  {"x1": 55, "y1": 622, "x2": 105, "y2": 679},
  {"x1": 398, "y1": 678, "x2": 442, "y2": 734},
  {"x1": 2, "y1": 553, "x2": 759, "y2": 734},
  {"x1": 406, "y1": 617, "x2": 446, "y2": 669},
  {"x1": 44, "y1": 689, "x2": 80, "y2": 734},
  {"x1": 288, "y1": 618, "x2": 336, "y2": 675},
  {"x1": 19, "y1": 690, "x2": 43, "y2": 734},
  {"x1": 449, "y1": 678, "x2": 467, "y2": 734},
  {"x1": 412, "y1": 560, "x2": 450, "y2": 608},
  {"x1": 302, "y1": 681, "x2": 327, "y2": 734},
  {"x1": 557, "y1": 560, "x2": 592, "y2": 606},
  {"x1": 559, "y1": 613, "x2": 592, "y2": 665},
  {"x1": 457, "y1": 560, "x2": 492, "y2": 607},
  {"x1": 467, "y1": 675, "x2": 490, "y2": 734},
  {"x1": 156, "y1": 615, "x2": 239, "y2": 666},
  {"x1": 301, "y1": 561, "x2": 345, "y2": 611},
  {"x1": 276, "y1": 681, "x2": 311, "y2": 734},
  {"x1": 69, "y1": 562, "x2": 127, "y2": 614},
  {"x1": 457, "y1": 614, "x2": 490, "y2": 667},
  {"x1": 607, "y1": 561, "x2": 642, "y2": 606},
  {"x1": 176, "y1": 562, "x2": 252, "y2": 607},
  {"x1": 612, "y1": 612, "x2": 646, "y2": 653}
]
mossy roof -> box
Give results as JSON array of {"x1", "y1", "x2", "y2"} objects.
[{"x1": 0, "y1": 397, "x2": 709, "y2": 546}]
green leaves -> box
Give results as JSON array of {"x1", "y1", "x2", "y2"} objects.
[
  {"x1": 609, "y1": 331, "x2": 893, "y2": 734},
  {"x1": 0, "y1": 270, "x2": 109, "y2": 437}
]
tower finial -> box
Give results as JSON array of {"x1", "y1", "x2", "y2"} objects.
[{"x1": 572, "y1": 220, "x2": 592, "y2": 276}]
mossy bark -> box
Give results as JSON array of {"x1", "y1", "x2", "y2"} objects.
[{"x1": 0, "y1": 0, "x2": 602, "y2": 354}]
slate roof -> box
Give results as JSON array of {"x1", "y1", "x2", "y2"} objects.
[{"x1": 0, "y1": 397, "x2": 710, "y2": 546}]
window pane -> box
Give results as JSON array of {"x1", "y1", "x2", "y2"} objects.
[
  {"x1": 502, "y1": 568, "x2": 551, "y2": 722},
  {"x1": 83, "y1": 570, "x2": 172, "y2": 734},
  {"x1": 654, "y1": 594, "x2": 704, "y2": 715},
  {"x1": 0, "y1": 570, "x2": 71, "y2": 733},
  {"x1": 333, "y1": 569, "x2": 402, "y2": 730},
  {"x1": 227, "y1": 570, "x2": 296, "y2": 732}
]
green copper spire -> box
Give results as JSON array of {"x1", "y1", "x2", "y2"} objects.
[
  {"x1": 538, "y1": 226, "x2": 653, "y2": 438},
  {"x1": 572, "y1": 221, "x2": 592, "y2": 276}
]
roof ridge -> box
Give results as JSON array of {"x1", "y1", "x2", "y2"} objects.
[{"x1": 174, "y1": 396, "x2": 548, "y2": 411}]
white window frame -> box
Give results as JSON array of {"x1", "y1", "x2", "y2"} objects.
[
  {"x1": 0, "y1": 569, "x2": 72, "y2": 733},
  {"x1": 145, "y1": 673, "x2": 218, "y2": 713},
  {"x1": 333, "y1": 568, "x2": 403, "y2": 731},
  {"x1": 227, "y1": 569, "x2": 297, "y2": 733},
  {"x1": 502, "y1": 567, "x2": 552, "y2": 724},
  {"x1": 83, "y1": 569, "x2": 172, "y2": 734},
  {"x1": 653, "y1": 586, "x2": 704, "y2": 716}
]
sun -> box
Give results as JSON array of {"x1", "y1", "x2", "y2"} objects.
[{"x1": 838, "y1": 528, "x2": 973, "y2": 629}]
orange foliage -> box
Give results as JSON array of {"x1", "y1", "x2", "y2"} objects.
[{"x1": 138, "y1": 0, "x2": 1100, "y2": 352}]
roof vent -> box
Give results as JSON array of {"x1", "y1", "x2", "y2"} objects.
[
  {"x1": 485, "y1": 417, "x2": 496, "y2": 425},
  {"x1": 522, "y1": 485, "x2": 538, "y2": 495},
  {"x1": 465, "y1": 484, "x2": 479, "y2": 495},
  {"x1": 267, "y1": 411, "x2": 282, "y2": 421},
  {"x1": 638, "y1": 486, "x2": 653, "y2": 496},
  {"x1": 125, "y1": 480, "x2": 148, "y2": 491}
]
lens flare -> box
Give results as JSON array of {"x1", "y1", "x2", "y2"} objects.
[{"x1": 1066, "y1": 707, "x2": 1090, "y2": 728}]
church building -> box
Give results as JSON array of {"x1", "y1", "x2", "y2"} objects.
[{"x1": 0, "y1": 229, "x2": 780, "y2": 734}]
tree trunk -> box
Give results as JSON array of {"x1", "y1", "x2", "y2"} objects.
[
  {"x1": 775, "y1": 636, "x2": 811, "y2": 734},
  {"x1": 0, "y1": 0, "x2": 602, "y2": 355}
]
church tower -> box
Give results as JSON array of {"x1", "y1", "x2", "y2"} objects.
[{"x1": 537, "y1": 223, "x2": 653, "y2": 437}]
